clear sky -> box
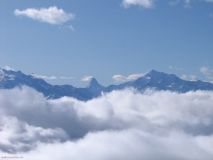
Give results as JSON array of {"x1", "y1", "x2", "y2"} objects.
[{"x1": 0, "y1": 0, "x2": 213, "y2": 86}]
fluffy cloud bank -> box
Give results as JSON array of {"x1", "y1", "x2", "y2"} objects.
[
  {"x1": 0, "y1": 87, "x2": 213, "y2": 159},
  {"x1": 14, "y1": 6, "x2": 74, "y2": 25}
]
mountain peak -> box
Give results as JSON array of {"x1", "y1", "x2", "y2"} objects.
[
  {"x1": 1, "y1": 68, "x2": 213, "y2": 101},
  {"x1": 88, "y1": 78, "x2": 101, "y2": 88},
  {"x1": 144, "y1": 69, "x2": 164, "y2": 78},
  {"x1": 147, "y1": 69, "x2": 162, "y2": 75},
  {"x1": 145, "y1": 69, "x2": 178, "y2": 78}
]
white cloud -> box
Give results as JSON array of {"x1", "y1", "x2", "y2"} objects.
[
  {"x1": 14, "y1": 6, "x2": 74, "y2": 25},
  {"x1": 0, "y1": 87, "x2": 213, "y2": 159},
  {"x1": 81, "y1": 76, "x2": 94, "y2": 82},
  {"x1": 112, "y1": 74, "x2": 127, "y2": 82},
  {"x1": 122, "y1": 0, "x2": 154, "y2": 8},
  {"x1": 2, "y1": 66, "x2": 15, "y2": 71},
  {"x1": 181, "y1": 74, "x2": 197, "y2": 81},
  {"x1": 0, "y1": 116, "x2": 68, "y2": 153},
  {"x1": 32, "y1": 74, "x2": 57, "y2": 80},
  {"x1": 31, "y1": 73, "x2": 74, "y2": 81},
  {"x1": 112, "y1": 73, "x2": 144, "y2": 83},
  {"x1": 200, "y1": 66, "x2": 213, "y2": 80},
  {"x1": 169, "y1": 0, "x2": 213, "y2": 7}
]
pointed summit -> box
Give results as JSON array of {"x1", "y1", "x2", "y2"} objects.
[
  {"x1": 87, "y1": 78, "x2": 104, "y2": 96},
  {"x1": 146, "y1": 69, "x2": 163, "y2": 76},
  {"x1": 88, "y1": 78, "x2": 102, "y2": 88}
]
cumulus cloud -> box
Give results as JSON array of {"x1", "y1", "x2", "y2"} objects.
[
  {"x1": 0, "y1": 117, "x2": 68, "y2": 153},
  {"x1": 0, "y1": 87, "x2": 213, "y2": 159},
  {"x1": 31, "y1": 73, "x2": 74, "y2": 81},
  {"x1": 14, "y1": 6, "x2": 74, "y2": 25},
  {"x1": 122, "y1": 0, "x2": 154, "y2": 8},
  {"x1": 81, "y1": 76, "x2": 94, "y2": 82},
  {"x1": 112, "y1": 73, "x2": 144, "y2": 83},
  {"x1": 21, "y1": 129, "x2": 213, "y2": 160},
  {"x1": 31, "y1": 74, "x2": 57, "y2": 80},
  {"x1": 200, "y1": 66, "x2": 213, "y2": 81},
  {"x1": 181, "y1": 74, "x2": 197, "y2": 81},
  {"x1": 2, "y1": 65, "x2": 15, "y2": 71}
]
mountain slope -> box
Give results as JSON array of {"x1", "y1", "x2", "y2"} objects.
[{"x1": 0, "y1": 68, "x2": 213, "y2": 100}]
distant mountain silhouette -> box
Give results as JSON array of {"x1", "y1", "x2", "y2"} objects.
[{"x1": 0, "y1": 68, "x2": 213, "y2": 100}]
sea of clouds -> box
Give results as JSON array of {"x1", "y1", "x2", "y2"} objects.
[{"x1": 0, "y1": 86, "x2": 213, "y2": 160}]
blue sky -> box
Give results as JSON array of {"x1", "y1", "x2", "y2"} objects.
[{"x1": 0, "y1": 0, "x2": 213, "y2": 86}]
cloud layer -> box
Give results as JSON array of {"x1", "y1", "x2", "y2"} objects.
[
  {"x1": 31, "y1": 73, "x2": 74, "y2": 81},
  {"x1": 112, "y1": 73, "x2": 144, "y2": 83},
  {"x1": 0, "y1": 87, "x2": 213, "y2": 159},
  {"x1": 122, "y1": 0, "x2": 154, "y2": 8},
  {"x1": 14, "y1": 6, "x2": 74, "y2": 25},
  {"x1": 122, "y1": 0, "x2": 213, "y2": 8}
]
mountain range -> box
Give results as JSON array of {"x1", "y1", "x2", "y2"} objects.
[{"x1": 0, "y1": 68, "x2": 213, "y2": 100}]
